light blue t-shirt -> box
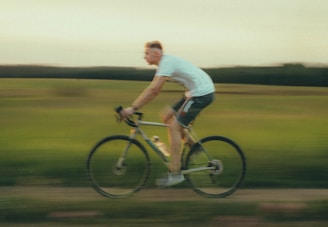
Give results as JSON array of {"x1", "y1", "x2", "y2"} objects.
[{"x1": 156, "y1": 55, "x2": 215, "y2": 97}]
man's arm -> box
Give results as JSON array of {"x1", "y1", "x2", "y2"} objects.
[
  {"x1": 122, "y1": 75, "x2": 167, "y2": 117},
  {"x1": 132, "y1": 75, "x2": 166, "y2": 109}
]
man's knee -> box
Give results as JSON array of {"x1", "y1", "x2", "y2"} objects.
[
  {"x1": 168, "y1": 118, "x2": 180, "y2": 130},
  {"x1": 161, "y1": 106, "x2": 175, "y2": 124}
]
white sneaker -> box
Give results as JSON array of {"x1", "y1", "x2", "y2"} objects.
[{"x1": 156, "y1": 173, "x2": 185, "y2": 188}]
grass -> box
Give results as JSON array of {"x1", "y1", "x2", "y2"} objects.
[
  {"x1": 0, "y1": 78, "x2": 328, "y2": 225},
  {"x1": 0, "y1": 188, "x2": 327, "y2": 225},
  {"x1": 0, "y1": 78, "x2": 328, "y2": 188}
]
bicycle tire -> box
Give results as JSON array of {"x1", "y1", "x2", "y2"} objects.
[
  {"x1": 185, "y1": 136, "x2": 246, "y2": 198},
  {"x1": 86, "y1": 135, "x2": 150, "y2": 198}
]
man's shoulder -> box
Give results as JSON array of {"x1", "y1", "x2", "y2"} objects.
[
  {"x1": 161, "y1": 54, "x2": 176, "y2": 62},
  {"x1": 161, "y1": 55, "x2": 189, "y2": 66},
  {"x1": 159, "y1": 55, "x2": 177, "y2": 68}
]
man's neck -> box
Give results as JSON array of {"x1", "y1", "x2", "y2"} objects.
[{"x1": 155, "y1": 54, "x2": 163, "y2": 66}]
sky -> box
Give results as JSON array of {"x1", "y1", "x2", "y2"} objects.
[{"x1": 0, "y1": 0, "x2": 327, "y2": 68}]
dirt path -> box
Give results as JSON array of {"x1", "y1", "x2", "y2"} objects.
[{"x1": 1, "y1": 186, "x2": 327, "y2": 202}]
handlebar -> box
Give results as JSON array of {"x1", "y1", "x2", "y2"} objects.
[{"x1": 114, "y1": 106, "x2": 143, "y2": 127}]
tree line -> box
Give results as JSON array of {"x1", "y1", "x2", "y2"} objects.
[{"x1": 0, "y1": 63, "x2": 327, "y2": 86}]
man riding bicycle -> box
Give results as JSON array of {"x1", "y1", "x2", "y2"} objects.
[{"x1": 121, "y1": 41, "x2": 215, "y2": 187}]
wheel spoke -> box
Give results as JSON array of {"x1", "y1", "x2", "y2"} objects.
[
  {"x1": 185, "y1": 136, "x2": 246, "y2": 198},
  {"x1": 86, "y1": 136, "x2": 150, "y2": 198}
]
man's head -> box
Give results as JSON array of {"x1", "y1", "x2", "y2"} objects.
[{"x1": 144, "y1": 41, "x2": 163, "y2": 65}]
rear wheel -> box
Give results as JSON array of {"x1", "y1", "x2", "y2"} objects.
[
  {"x1": 86, "y1": 135, "x2": 150, "y2": 198},
  {"x1": 185, "y1": 136, "x2": 246, "y2": 198}
]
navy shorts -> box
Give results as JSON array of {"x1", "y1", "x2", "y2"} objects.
[{"x1": 172, "y1": 93, "x2": 215, "y2": 127}]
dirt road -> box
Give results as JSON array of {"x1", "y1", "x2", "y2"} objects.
[{"x1": 1, "y1": 186, "x2": 327, "y2": 202}]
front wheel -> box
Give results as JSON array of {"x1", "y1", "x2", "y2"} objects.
[
  {"x1": 185, "y1": 136, "x2": 246, "y2": 198},
  {"x1": 86, "y1": 135, "x2": 150, "y2": 198}
]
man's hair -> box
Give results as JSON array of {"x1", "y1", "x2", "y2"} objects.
[{"x1": 145, "y1": 41, "x2": 163, "y2": 50}]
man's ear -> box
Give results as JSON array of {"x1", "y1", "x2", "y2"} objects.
[{"x1": 153, "y1": 49, "x2": 162, "y2": 57}]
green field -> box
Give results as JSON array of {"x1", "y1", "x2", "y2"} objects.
[{"x1": 0, "y1": 78, "x2": 327, "y2": 188}]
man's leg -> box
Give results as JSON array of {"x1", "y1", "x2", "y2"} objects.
[
  {"x1": 167, "y1": 118, "x2": 183, "y2": 173},
  {"x1": 168, "y1": 93, "x2": 214, "y2": 171},
  {"x1": 183, "y1": 128, "x2": 195, "y2": 148},
  {"x1": 161, "y1": 106, "x2": 193, "y2": 147},
  {"x1": 161, "y1": 106, "x2": 184, "y2": 172},
  {"x1": 157, "y1": 94, "x2": 214, "y2": 187},
  {"x1": 156, "y1": 107, "x2": 185, "y2": 187}
]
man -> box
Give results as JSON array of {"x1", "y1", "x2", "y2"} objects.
[{"x1": 121, "y1": 41, "x2": 215, "y2": 187}]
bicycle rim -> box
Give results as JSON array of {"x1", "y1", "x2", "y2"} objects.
[
  {"x1": 185, "y1": 136, "x2": 246, "y2": 198},
  {"x1": 86, "y1": 135, "x2": 150, "y2": 198}
]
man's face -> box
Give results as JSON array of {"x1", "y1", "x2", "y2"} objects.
[{"x1": 144, "y1": 47, "x2": 159, "y2": 65}]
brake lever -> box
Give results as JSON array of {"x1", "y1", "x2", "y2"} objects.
[{"x1": 114, "y1": 105, "x2": 142, "y2": 126}]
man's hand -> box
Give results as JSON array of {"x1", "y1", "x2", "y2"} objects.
[{"x1": 121, "y1": 107, "x2": 135, "y2": 119}]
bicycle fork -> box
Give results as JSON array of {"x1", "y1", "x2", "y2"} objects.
[{"x1": 114, "y1": 129, "x2": 137, "y2": 175}]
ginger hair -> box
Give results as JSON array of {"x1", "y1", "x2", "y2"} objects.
[{"x1": 145, "y1": 41, "x2": 163, "y2": 51}]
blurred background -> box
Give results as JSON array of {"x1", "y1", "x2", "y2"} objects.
[{"x1": 0, "y1": 0, "x2": 327, "y2": 226}]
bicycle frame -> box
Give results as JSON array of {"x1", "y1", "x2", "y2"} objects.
[
  {"x1": 124, "y1": 118, "x2": 216, "y2": 174},
  {"x1": 128, "y1": 120, "x2": 170, "y2": 164}
]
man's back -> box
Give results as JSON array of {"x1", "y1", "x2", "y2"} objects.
[{"x1": 156, "y1": 55, "x2": 215, "y2": 97}]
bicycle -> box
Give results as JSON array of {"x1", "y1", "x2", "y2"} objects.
[{"x1": 86, "y1": 106, "x2": 246, "y2": 199}]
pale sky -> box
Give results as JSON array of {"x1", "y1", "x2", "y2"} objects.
[{"x1": 0, "y1": 0, "x2": 327, "y2": 67}]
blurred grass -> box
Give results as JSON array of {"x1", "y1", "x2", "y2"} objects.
[
  {"x1": 0, "y1": 197, "x2": 253, "y2": 224},
  {"x1": 0, "y1": 189, "x2": 327, "y2": 225},
  {"x1": 0, "y1": 78, "x2": 327, "y2": 188}
]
